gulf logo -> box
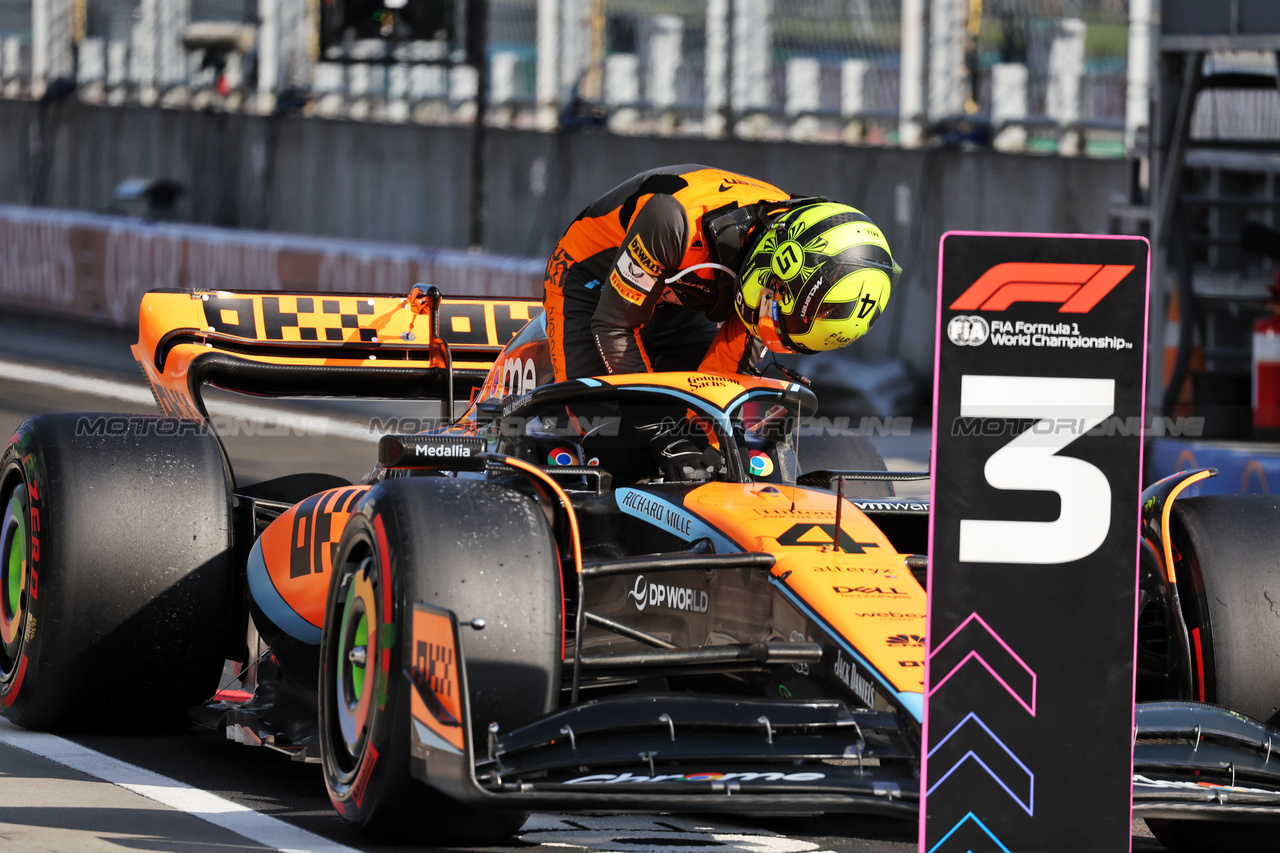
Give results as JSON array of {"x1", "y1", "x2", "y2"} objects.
[
  {"x1": 749, "y1": 451, "x2": 774, "y2": 477},
  {"x1": 547, "y1": 447, "x2": 580, "y2": 466}
]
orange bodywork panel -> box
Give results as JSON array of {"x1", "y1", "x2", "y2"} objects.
[
  {"x1": 409, "y1": 605, "x2": 467, "y2": 753},
  {"x1": 253, "y1": 486, "x2": 370, "y2": 637},
  {"x1": 685, "y1": 482, "x2": 927, "y2": 695}
]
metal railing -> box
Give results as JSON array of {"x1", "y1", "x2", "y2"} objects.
[{"x1": 0, "y1": 0, "x2": 1143, "y2": 155}]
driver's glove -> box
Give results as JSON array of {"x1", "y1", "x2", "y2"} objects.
[{"x1": 637, "y1": 418, "x2": 722, "y2": 482}]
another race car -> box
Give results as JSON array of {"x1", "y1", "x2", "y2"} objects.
[{"x1": 2, "y1": 285, "x2": 1280, "y2": 849}]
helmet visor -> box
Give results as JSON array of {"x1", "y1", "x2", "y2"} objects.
[
  {"x1": 816, "y1": 253, "x2": 901, "y2": 309},
  {"x1": 809, "y1": 255, "x2": 901, "y2": 325}
]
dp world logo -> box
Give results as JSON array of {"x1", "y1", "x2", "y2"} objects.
[
  {"x1": 947, "y1": 315, "x2": 989, "y2": 346},
  {"x1": 626, "y1": 575, "x2": 709, "y2": 613}
]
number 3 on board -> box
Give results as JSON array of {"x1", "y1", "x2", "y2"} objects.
[{"x1": 958, "y1": 375, "x2": 1115, "y2": 565}]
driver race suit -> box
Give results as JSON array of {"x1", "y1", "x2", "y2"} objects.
[{"x1": 542, "y1": 165, "x2": 795, "y2": 381}]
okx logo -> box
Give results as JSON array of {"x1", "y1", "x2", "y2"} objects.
[
  {"x1": 887, "y1": 633, "x2": 925, "y2": 647},
  {"x1": 950, "y1": 263, "x2": 1134, "y2": 314}
]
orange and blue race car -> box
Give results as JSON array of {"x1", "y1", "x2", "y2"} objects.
[{"x1": 1, "y1": 285, "x2": 1279, "y2": 849}]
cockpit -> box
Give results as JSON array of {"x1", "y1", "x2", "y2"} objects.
[{"x1": 482, "y1": 378, "x2": 818, "y2": 491}]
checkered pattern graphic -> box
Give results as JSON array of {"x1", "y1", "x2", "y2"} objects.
[
  {"x1": 263, "y1": 296, "x2": 377, "y2": 342},
  {"x1": 289, "y1": 488, "x2": 364, "y2": 579}
]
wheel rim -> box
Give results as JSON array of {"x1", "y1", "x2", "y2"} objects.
[
  {"x1": 0, "y1": 484, "x2": 29, "y2": 676},
  {"x1": 333, "y1": 555, "x2": 378, "y2": 766}
]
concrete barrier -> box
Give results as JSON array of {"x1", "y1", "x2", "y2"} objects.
[{"x1": 0, "y1": 204, "x2": 545, "y2": 328}]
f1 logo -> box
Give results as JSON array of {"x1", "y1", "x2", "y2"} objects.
[{"x1": 949, "y1": 263, "x2": 1134, "y2": 313}]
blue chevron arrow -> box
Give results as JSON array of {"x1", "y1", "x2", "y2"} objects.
[
  {"x1": 927, "y1": 811, "x2": 1012, "y2": 853},
  {"x1": 926, "y1": 712, "x2": 1034, "y2": 815}
]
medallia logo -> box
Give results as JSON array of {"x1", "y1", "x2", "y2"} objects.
[
  {"x1": 947, "y1": 314, "x2": 989, "y2": 346},
  {"x1": 627, "y1": 575, "x2": 709, "y2": 613}
]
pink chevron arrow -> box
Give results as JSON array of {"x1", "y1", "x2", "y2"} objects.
[{"x1": 928, "y1": 612, "x2": 1036, "y2": 716}]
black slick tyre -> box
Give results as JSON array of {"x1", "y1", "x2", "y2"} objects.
[
  {"x1": 319, "y1": 477, "x2": 561, "y2": 844},
  {"x1": 1145, "y1": 494, "x2": 1280, "y2": 853},
  {"x1": 0, "y1": 413, "x2": 232, "y2": 730},
  {"x1": 1170, "y1": 494, "x2": 1280, "y2": 725}
]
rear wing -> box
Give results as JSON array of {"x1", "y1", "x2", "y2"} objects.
[{"x1": 131, "y1": 288, "x2": 543, "y2": 422}]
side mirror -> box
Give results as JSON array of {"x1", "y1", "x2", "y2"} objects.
[{"x1": 475, "y1": 397, "x2": 504, "y2": 427}]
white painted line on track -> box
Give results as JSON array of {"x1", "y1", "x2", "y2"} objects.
[
  {"x1": 0, "y1": 357, "x2": 380, "y2": 443},
  {"x1": 0, "y1": 717, "x2": 360, "y2": 853},
  {"x1": 0, "y1": 359, "x2": 156, "y2": 407},
  {"x1": 520, "y1": 813, "x2": 837, "y2": 853}
]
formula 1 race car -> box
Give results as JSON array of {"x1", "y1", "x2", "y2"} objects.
[
  {"x1": 1, "y1": 286, "x2": 925, "y2": 843},
  {"x1": 2, "y1": 286, "x2": 1280, "y2": 848}
]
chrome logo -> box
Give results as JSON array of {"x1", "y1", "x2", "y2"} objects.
[
  {"x1": 547, "y1": 447, "x2": 579, "y2": 466},
  {"x1": 749, "y1": 451, "x2": 774, "y2": 477}
]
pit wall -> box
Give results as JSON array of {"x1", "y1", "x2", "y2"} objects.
[{"x1": 0, "y1": 99, "x2": 1129, "y2": 376}]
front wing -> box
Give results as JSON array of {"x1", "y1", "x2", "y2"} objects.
[
  {"x1": 411, "y1": 608, "x2": 1280, "y2": 822},
  {"x1": 1132, "y1": 701, "x2": 1280, "y2": 822},
  {"x1": 407, "y1": 603, "x2": 920, "y2": 817}
]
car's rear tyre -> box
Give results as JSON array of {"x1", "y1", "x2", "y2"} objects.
[
  {"x1": 319, "y1": 477, "x2": 561, "y2": 844},
  {"x1": 797, "y1": 432, "x2": 893, "y2": 497},
  {"x1": 1144, "y1": 494, "x2": 1280, "y2": 852},
  {"x1": 0, "y1": 413, "x2": 232, "y2": 730}
]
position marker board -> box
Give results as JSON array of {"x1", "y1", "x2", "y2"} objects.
[{"x1": 922, "y1": 233, "x2": 1150, "y2": 852}]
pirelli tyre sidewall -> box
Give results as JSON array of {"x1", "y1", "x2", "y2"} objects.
[
  {"x1": 0, "y1": 413, "x2": 232, "y2": 730},
  {"x1": 0, "y1": 447, "x2": 37, "y2": 715},
  {"x1": 320, "y1": 477, "x2": 561, "y2": 843},
  {"x1": 320, "y1": 506, "x2": 401, "y2": 832}
]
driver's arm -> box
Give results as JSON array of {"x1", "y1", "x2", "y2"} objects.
[{"x1": 590, "y1": 194, "x2": 689, "y2": 374}]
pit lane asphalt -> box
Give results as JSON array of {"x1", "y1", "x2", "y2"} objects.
[{"x1": 0, "y1": 313, "x2": 1162, "y2": 852}]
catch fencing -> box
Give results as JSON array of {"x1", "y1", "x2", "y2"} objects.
[{"x1": 0, "y1": 0, "x2": 1139, "y2": 154}]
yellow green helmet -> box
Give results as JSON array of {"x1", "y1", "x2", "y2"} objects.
[{"x1": 735, "y1": 202, "x2": 899, "y2": 354}]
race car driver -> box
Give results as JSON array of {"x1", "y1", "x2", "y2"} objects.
[{"x1": 541, "y1": 164, "x2": 899, "y2": 478}]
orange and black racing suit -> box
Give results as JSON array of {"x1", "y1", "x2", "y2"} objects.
[{"x1": 543, "y1": 165, "x2": 795, "y2": 380}]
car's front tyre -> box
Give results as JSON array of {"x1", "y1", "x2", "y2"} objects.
[{"x1": 319, "y1": 476, "x2": 561, "y2": 844}]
